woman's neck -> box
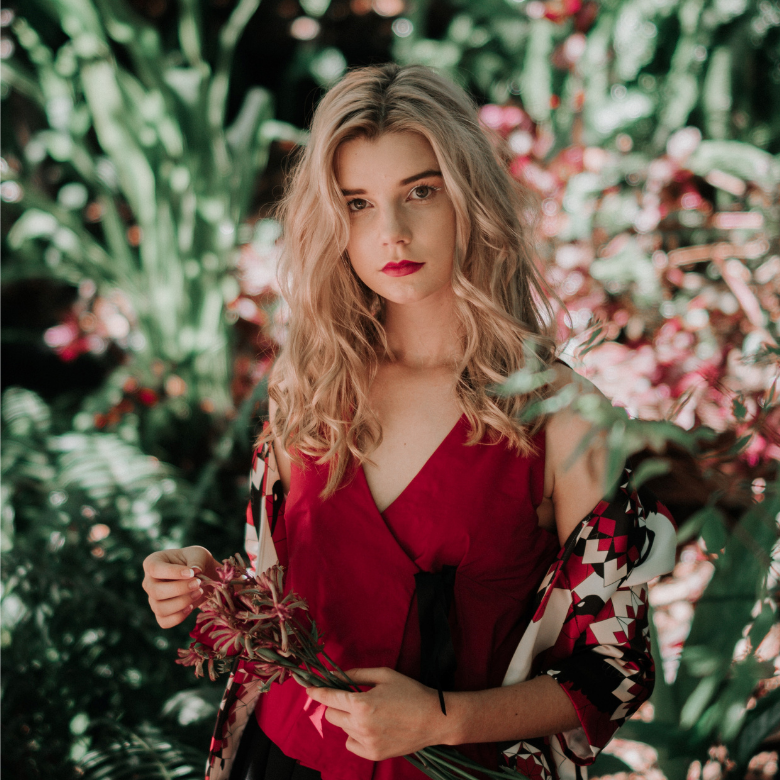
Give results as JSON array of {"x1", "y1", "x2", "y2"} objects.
[{"x1": 381, "y1": 288, "x2": 462, "y2": 369}]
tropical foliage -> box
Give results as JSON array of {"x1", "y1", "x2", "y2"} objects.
[{"x1": 1, "y1": 1, "x2": 778, "y2": 779}]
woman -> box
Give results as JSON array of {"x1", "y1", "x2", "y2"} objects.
[{"x1": 143, "y1": 64, "x2": 674, "y2": 780}]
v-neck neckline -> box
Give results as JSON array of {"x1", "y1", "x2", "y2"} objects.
[{"x1": 359, "y1": 413, "x2": 466, "y2": 516}]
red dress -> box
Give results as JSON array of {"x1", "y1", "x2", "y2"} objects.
[{"x1": 255, "y1": 415, "x2": 560, "y2": 780}]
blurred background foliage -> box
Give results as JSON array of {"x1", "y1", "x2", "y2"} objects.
[{"x1": 1, "y1": 1, "x2": 778, "y2": 779}]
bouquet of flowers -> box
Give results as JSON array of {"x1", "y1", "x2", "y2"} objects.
[{"x1": 178, "y1": 556, "x2": 522, "y2": 780}]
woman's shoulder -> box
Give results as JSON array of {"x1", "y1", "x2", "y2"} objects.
[
  {"x1": 266, "y1": 396, "x2": 293, "y2": 496},
  {"x1": 543, "y1": 360, "x2": 615, "y2": 543},
  {"x1": 547, "y1": 359, "x2": 606, "y2": 411}
]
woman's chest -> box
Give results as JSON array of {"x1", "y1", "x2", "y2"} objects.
[
  {"x1": 286, "y1": 421, "x2": 555, "y2": 594},
  {"x1": 362, "y1": 364, "x2": 462, "y2": 514}
]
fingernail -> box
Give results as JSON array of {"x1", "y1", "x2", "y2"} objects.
[
  {"x1": 181, "y1": 568, "x2": 194, "y2": 578},
  {"x1": 192, "y1": 589, "x2": 203, "y2": 600},
  {"x1": 188, "y1": 578, "x2": 200, "y2": 590}
]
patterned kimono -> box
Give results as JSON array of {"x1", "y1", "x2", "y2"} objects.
[{"x1": 200, "y1": 441, "x2": 677, "y2": 780}]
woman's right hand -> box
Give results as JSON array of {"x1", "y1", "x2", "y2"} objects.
[{"x1": 142, "y1": 546, "x2": 217, "y2": 628}]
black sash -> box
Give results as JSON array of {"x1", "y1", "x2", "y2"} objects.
[{"x1": 415, "y1": 565, "x2": 458, "y2": 715}]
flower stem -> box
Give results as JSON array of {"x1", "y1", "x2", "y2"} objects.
[
  {"x1": 419, "y1": 746, "x2": 524, "y2": 779},
  {"x1": 413, "y1": 751, "x2": 478, "y2": 780},
  {"x1": 403, "y1": 754, "x2": 452, "y2": 780}
]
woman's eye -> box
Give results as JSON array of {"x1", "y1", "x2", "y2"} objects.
[
  {"x1": 410, "y1": 185, "x2": 437, "y2": 200},
  {"x1": 347, "y1": 198, "x2": 368, "y2": 212}
]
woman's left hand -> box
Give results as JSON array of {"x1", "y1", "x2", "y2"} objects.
[{"x1": 305, "y1": 667, "x2": 447, "y2": 761}]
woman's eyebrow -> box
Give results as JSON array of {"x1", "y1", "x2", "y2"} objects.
[
  {"x1": 340, "y1": 169, "x2": 443, "y2": 196},
  {"x1": 400, "y1": 169, "x2": 442, "y2": 185}
]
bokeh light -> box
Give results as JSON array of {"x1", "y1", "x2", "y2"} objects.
[{"x1": 290, "y1": 16, "x2": 320, "y2": 40}]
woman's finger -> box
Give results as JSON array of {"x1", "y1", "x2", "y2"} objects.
[
  {"x1": 343, "y1": 667, "x2": 391, "y2": 685},
  {"x1": 144, "y1": 557, "x2": 199, "y2": 581},
  {"x1": 147, "y1": 577, "x2": 201, "y2": 601},
  {"x1": 151, "y1": 591, "x2": 201, "y2": 618},
  {"x1": 323, "y1": 706, "x2": 350, "y2": 730},
  {"x1": 306, "y1": 687, "x2": 354, "y2": 711},
  {"x1": 155, "y1": 604, "x2": 194, "y2": 629},
  {"x1": 345, "y1": 736, "x2": 373, "y2": 760}
]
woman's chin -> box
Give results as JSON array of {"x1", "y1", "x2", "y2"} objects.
[{"x1": 379, "y1": 282, "x2": 455, "y2": 308}]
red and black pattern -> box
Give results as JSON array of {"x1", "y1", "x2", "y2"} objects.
[
  {"x1": 501, "y1": 468, "x2": 677, "y2": 780},
  {"x1": 506, "y1": 743, "x2": 553, "y2": 780},
  {"x1": 203, "y1": 435, "x2": 281, "y2": 780}
]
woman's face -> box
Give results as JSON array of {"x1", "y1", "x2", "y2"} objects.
[{"x1": 334, "y1": 131, "x2": 457, "y2": 307}]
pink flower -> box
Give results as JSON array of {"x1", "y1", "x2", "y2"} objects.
[
  {"x1": 176, "y1": 642, "x2": 210, "y2": 679},
  {"x1": 217, "y1": 562, "x2": 237, "y2": 584},
  {"x1": 180, "y1": 559, "x2": 335, "y2": 692}
]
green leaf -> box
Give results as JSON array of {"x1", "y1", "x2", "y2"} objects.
[
  {"x1": 589, "y1": 751, "x2": 634, "y2": 777},
  {"x1": 77, "y1": 722, "x2": 203, "y2": 780},
  {"x1": 519, "y1": 18, "x2": 553, "y2": 123},
  {"x1": 680, "y1": 645, "x2": 721, "y2": 678},
  {"x1": 80, "y1": 59, "x2": 157, "y2": 226},
  {"x1": 7, "y1": 208, "x2": 59, "y2": 246},
  {"x1": 680, "y1": 673, "x2": 721, "y2": 729},
  {"x1": 748, "y1": 601, "x2": 777, "y2": 652},
  {"x1": 731, "y1": 688, "x2": 780, "y2": 770},
  {"x1": 163, "y1": 67, "x2": 205, "y2": 106},
  {"x1": 1, "y1": 388, "x2": 52, "y2": 437},
  {"x1": 589, "y1": 237, "x2": 659, "y2": 303},
  {"x1": 161, "y1": 688, "x2": 221, "y2": 726},
  {"x1": 630, "y1": 457, "x2": 671, "y2": 489},
  {"x1": 726, "y1": 433, "x2": 753, "y2": 456},
  {"x1": 300, "y1": 0, "x2": 331, "y2": 17},
  {"x1": 677, "y1": 505, "x2": 720, "y2": 544},
  {"x1": 495, "y1": 367, "x2": 557, "y2": 396},
  {"x1": 576, "y1": 319, "x2": 607, "y2": 358},
  {"x1": 700, "y1": 509, "x2": 727, "y2": 554},
  {"x1": 310, "y1": 47, "x2": 348, "y2": 88},
  {"x1": 687, "y1": 141, "x2": 780, "y2": 191}
]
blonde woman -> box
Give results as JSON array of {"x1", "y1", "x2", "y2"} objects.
[{"x1": 143, "y1": 64, "x2": 675, "y2": 780}]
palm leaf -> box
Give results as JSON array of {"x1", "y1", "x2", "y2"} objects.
[{"x1": 78, "y1": 724, "x2": 203, "y2": 780}]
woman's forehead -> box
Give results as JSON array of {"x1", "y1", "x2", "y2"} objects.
[{"x1": 334, "y1": 131, "x2": 440, "y2": 186}]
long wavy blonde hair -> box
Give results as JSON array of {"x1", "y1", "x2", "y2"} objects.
[{"x1": 261, "y1": 63, "x2": 562, "y2": 497}]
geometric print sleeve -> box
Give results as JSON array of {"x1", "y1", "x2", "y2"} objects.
[
  {"x1": 501, "y1": 468, "x2": 677, "y2": 780},
  {"x1": 245, "y1": 428, "x2": 284, "y2": 575},
  {"x1": 204, "y1": 439, "x2": 283, "y2": 780}
]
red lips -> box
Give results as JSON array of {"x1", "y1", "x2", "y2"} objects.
[{"x1": 381, "y1": 261, "x2": 425, "y2": 277}]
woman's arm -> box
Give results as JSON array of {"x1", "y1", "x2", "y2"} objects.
[
  {"x1": 544, "y1": 362, "x2": 613, "y2": 545},
  {"x1": 267, "y1": 396, "x2": 292, "y2": 495},
  {"x1": 308, "y1": 667, "x2": 580, "y2": 761}
]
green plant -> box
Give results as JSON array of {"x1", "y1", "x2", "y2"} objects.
[
  {"x1": 1, "y1": 0, "x2": 295, "y2": 773},
  {"x1": 1, "y1": 386, "x2": 219, "y2": 777},
  {"x1": 3, "y1": 0, "x2": 301, "y2": 419},
  {"x1": 77, "y1": 722, "x2": 204, "y2": 780},
  {"x1": 396, "y1": 0, "x2": 780, "y2": 153},
  {"x1": 620, "y1": 480, "x2": 780, "y2": 779}
]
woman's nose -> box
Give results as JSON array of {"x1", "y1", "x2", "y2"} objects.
[{"x1": 378, "y1": 206, "x2": 411, "y2": 245}]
